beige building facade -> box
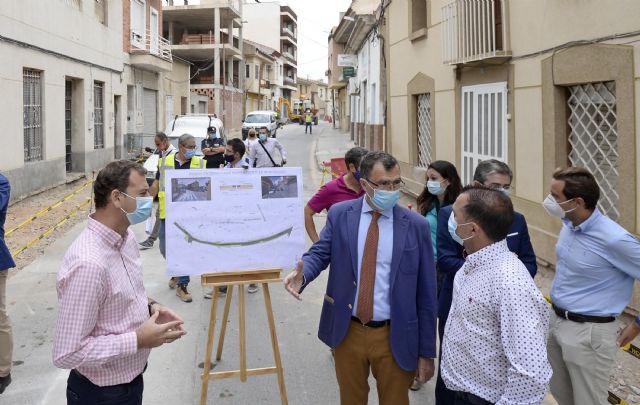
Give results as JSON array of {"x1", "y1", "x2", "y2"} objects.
[
  {"x1": 386, "y1": 0, "x2": 640, "y2": 312},
  {"x1": 296, "y1": 78, "x2": 330, "y2": 119}
]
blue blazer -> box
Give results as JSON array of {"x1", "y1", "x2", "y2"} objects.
[
  {"x1": 436, "y1": 204, "x2": 537, "y2": 322},
  {"x1": 0, "y1": 175, "x2": 15, "y2": 271},
  {"x1": 301, "y1": 197, "x2": 438, "y2": 371}
]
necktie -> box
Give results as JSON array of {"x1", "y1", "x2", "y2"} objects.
[{"x1": 356, "y1": 211, "x2": 381, "y2": 324}]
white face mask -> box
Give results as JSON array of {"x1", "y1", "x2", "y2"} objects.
[
  {"x1": 427, "y1": 180, "x2": 446, "y2": 196},
  {"x1": 542, "y1": 194, "x2": 575, "y2": 219}
]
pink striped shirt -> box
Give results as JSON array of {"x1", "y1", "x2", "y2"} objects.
[{"x1": 53, "y1": 216, "x2": 150, "y2": 386}]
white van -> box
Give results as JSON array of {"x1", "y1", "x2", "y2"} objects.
[
  {"x1": 143, "y1": 115, "x2": 224, "y2": 183},
  {"x1": 241, "y1": 110, "x2": 278, "y2": 139}
]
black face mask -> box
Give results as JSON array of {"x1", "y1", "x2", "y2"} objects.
[{"x1": 224, "y1": 154, "x2": 235, "y2": 163}]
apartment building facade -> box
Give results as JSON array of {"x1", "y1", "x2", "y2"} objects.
[
  {"x1": 243, "y1": 40, "x2": 282, "y2": 113},
  {"x1": 386, "y1": 0, "x2": 640, "y2": 311},
  {"x1": 0, "y1": 0, "x2": 124, "y2": 200},
  {"x1": 242, "y1": 1, "x2": 298, "y2": 105},
  {"x1": 163, "y1": 0, "x2": 244, "y2": 130},
  {"x1": 124, "y1": 0, "x2": 190, "y2": 151}
]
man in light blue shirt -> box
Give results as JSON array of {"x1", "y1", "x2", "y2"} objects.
[{"x1": 543, "y1": 167, "x2": 640, "y2": 405}]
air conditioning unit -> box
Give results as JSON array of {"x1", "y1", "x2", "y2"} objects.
[{"x1": 348, "y1": 77, "x2": 360, "y2": 95}]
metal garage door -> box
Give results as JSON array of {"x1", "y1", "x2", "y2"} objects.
[{"x1": 143, "y1": 88, "x2": 157, "y2": 136}]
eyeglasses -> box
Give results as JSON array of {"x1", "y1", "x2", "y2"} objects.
[{"x1": 366, "y1": 178, "x2": 405, "y2": 191}]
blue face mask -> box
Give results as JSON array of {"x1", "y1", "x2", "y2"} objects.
[
  {"x1": 120, "y1": 192, "x2": 153, "y2": 225},
  {"x1": 370, "y1": 188, "x2": 400, "y2": 211},
  {"x1": 447, "y1": 211, "x2": 474, "y2": 246},
  {"x1": 259, "y1": 134, "x2": 268, "y2": 142},
  {"x1": 353, "y1": 170, "x2": 361, "y2": 181},
  {"x1": 184, "y1": 149, "x2": 196, "y2": 159}
]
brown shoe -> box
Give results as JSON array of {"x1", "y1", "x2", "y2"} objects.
[
  {"x1": 169, "y1": 277, "x2": 178, "y2": 289},
  {"x1": 176, "y1": 285, "x2": 192, "y2": 302}
]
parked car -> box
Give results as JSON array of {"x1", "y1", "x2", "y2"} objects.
[
  {"x1": 143, "y1": 115, "x2": 224, "y2": 184},
  {"x1": 241, "y1": 110, "x2": 278, "y2": 139}
]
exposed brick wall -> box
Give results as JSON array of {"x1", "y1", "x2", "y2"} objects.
[
  {"x1": 190, "y1": 88, "x2": 244, "y2": 131},
  {"x1": 123, "y1": 0, "x2": 130, "y2": 52},
  {"x1": 123, "y1": 0, "x2": 164, "y2": 53}
]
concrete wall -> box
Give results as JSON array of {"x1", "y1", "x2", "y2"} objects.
[
  {"x1": 0, "y1": 0, "x2": 124, "y2": 200},
  {"x1": 386, "y1": 0, "x2": 640, "y2": 312}
]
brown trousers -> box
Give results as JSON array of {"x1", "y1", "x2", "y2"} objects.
[{"x1": 334, "y1": 321, "x2": 414, "y2": 405}]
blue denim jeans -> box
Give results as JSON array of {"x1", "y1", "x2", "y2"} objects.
[{"x1": 158, "y1": 220, "x2": 189, "y2": 287}]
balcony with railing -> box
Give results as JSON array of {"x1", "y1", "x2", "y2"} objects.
[
  {"x1": 441, "y1": 0, "x2": 510, "y2": 65},
  {"x1": 129, "y1": 29, "x2": 173, "y2": 72},
  {"x1": 280, "y1": 5, "x2": 297, "y2": 23},
  {"x1": 281, "y1": 25, "x2": 297, "y2": 44}
]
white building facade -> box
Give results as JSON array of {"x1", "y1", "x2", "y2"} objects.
[{"x1": 0, "y1": 0, "x2": 124, "y2": 200}]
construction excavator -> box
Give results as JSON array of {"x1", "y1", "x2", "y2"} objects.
[{"x1": 277, "y1": 97, "x2": 300, "y2": 123}]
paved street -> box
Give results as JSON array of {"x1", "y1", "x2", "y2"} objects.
[{"x1": 2, "y1": 121, "x2": 435, "y2": 405}]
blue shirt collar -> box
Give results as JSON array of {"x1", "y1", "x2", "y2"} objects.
[
  {"x1": 562, "y1": 208, "x2": 601, "y2": 232},
  {"x1": 361, "y1": 197, "x2": 393, "y2": 219}
]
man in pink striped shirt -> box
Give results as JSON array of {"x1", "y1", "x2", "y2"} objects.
[{"x1": 53, "y1": 160, "x2": 186, "y2": 404}]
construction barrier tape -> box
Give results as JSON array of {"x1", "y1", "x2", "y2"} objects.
[
  {"x1": 11, "y1": 197, "x2": 92, "y2": 258},
  {"x1": 608, "y1": 391, "x2": 630, "y2": 405},
  {"x1": 6, "y1": 179, "x2": 92, "y2": 237},
  {"x1": 622, "y1": 343, "x2": 640, "y2": 360}
]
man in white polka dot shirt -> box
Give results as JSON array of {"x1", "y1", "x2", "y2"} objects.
[{"x1": 441, "y1": 186, "x2": 551, "y2": 405}]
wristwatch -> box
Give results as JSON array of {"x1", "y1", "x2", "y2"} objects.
[{"x1": 635, "y1": 314, "x2": 640, "y2": 327}]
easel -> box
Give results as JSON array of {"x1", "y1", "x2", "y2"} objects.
[{"x1": 199, "y1": 269, "x2": 288, "y2": 405}]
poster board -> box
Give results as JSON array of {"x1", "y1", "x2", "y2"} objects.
[{"x1": 164, "y1": 167, "x2": 305, "y2": 276}]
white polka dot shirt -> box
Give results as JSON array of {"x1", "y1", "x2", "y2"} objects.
[{"x1": 441, "y1": 240, "x2": 552, "y2": 404}]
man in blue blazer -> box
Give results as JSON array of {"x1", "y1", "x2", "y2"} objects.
[
  {"x1": 0, "y1": 174, "x2": 15, "y2": 394},
  {"x1": 285, "y1": 151, "x2": 437, "y2": 405},
  {"x1": 434, "y1": 159, "x2": 537, "y2": 405}
]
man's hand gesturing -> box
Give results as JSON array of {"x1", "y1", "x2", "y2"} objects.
[
  {"x1": 283, "y1": 260, "x2": 304, "y2": 300},
  {"x1": 136, "y1": 312, "x2": 186, "y2": 349}
]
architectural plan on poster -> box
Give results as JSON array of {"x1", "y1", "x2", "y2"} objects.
[{"x1": 164, "y1": 167, "x2": 305, "y2": 276}]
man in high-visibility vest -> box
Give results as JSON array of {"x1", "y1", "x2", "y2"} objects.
[
  {"x1": 304, "y1": 109, "x2": 313, "y2": 134},
  {"x1": 150, "y1": 134, "x2": 205, "y2": 303}
]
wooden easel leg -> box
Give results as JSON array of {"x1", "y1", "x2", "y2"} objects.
[
  {"x1": 262, "y1": 283, "x2": 288, "y2": 405},
  {"x1": 216, "y1": 285, "x2": 234, "y2": 361},
  {"x1": 238, "y1": 284, "x2": 247, "y2": 382},
  {"x1": 200, "y1": 288, "x2": 219, "y2": 405}
]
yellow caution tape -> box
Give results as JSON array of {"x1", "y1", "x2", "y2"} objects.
[
  {"x1": 622, "y1": 343, "x2": 640, "y2": 360},
  {"x1": 608, "y1": 391, "x2": 630, "y2": 405},
  {"x1": 11, "y1": 197, "x2": 91, "y2": 258},
  {"x1": 6, "y1": 179, "x2": 92, "y2": 237}
]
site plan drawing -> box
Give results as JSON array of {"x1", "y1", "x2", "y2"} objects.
[{"x1": 164, "y1": 167, "x2": 305, "y2": 275}]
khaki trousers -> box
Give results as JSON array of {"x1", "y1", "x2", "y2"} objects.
[
  {"x1": 547, "y1": 312, "x2": 618, "y2": 405},
  {"x1": 334, "y1": 321, "x2": 414, "y2": 405},
  {"x1": 0, "y1": 271, "x2": 12, "y2": 377}
]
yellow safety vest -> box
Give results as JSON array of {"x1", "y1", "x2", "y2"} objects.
[
  {"x1": 305, "y1": 113, "x2": 313, "y2": 123},
  {"x1": 157, "y1": 153, "x2": 205, "y2": 219}
]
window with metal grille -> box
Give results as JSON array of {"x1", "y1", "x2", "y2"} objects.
[
  {"x1": 65, "y1": 81, "x2": 72, "y2": 171},
  {"x1": 567, "y1": 81, "x2": 619, "y2": 220},
  {"x1": 23, "y1": 69, "x2": 43, "y2": 162},
  {"x1": 460, "y1": 82, "x2": 507, "y2": 184},
  {"x1": 94, "y1": 81, "x2": 105, "y2": 149},
  {"x1": 417, "y1": 94, "x2": 432, "y2": 167}
]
